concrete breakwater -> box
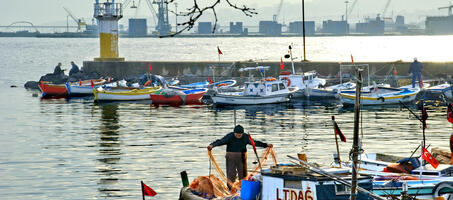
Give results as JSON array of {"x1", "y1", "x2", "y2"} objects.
[{"x1": 82, "y1": 61, "x2": 453, "y2": 83}]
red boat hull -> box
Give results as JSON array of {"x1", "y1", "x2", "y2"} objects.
[
  {"x1": 39, "y1": 81, "x2": 68, "y2": 97},
  {"x1": 150, "y1": 92, "x2": 206, "y2": 105}
]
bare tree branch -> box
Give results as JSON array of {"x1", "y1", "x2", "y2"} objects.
[{"x1": 161, "y1": 0, "x2": 257, "y2": 38}]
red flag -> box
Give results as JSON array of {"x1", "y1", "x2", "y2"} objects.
[
  {"x1": 350, "y1": 54, "x2": 354, "y2": 64},
  {"x1": 217, "y1": 46, "x2": 223, "y2": 55},
  {"x1": 332, "y1": 116, "x2": 346, "y2": 142},
  {"x1": 148, "y1": 63, "x2": 152, "y2": 71},
  {"x1": 79, "y1": 80, "x2": 82, "y2": 86},
  {"x1": 447, "y1": 104, "x2": 453, "y2": 124},
  {"x1": 280, "y1": 57, "x2": 284, "y2": 70},
  {"x1": 248, "y1": 134, "x2": 257, "y2": 153},
  {"x1": 141, "y1": 181, "x2": 157, "y2": 197},
  {"x1": 422, "y1": 146, "x2": 439, "y2": 169},
  {"x1": 90, "y1": 80, "x2": 94, "y2": 88},
  {"x1": 208, "y1": 77, "x2": 213, "y2": 84},
  {"x1": 422, "y1": 107, "x2": 428, "y2": 128},
  {"x1": 393, "y1": 66, "x2": 397, "y2": 75}
]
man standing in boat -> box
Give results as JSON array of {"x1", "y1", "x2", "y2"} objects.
[
  {"x1": 207, "y1": 125, "x2": 272, "y2": 183},
  {"x1": 409, "y1": 57, "x2": 423, "y2": 88}
]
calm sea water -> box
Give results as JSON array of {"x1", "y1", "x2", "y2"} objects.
[{"x1": 0, "y1": 36, "x2": 452, "y2": 199}]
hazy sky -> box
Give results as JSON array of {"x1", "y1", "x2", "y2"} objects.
[{"x1": 1, "y1": 0, "x2": 450, "y2": 27}]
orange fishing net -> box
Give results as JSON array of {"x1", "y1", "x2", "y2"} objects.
[{"x1": 188, "y1": 147, "x2": 277, "y2": 198}]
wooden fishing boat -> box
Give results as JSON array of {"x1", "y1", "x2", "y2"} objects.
[
  {"x1": 212, "y1": 66, "x2": 298, "y2": 105},
  {"x1": 93, "y1": 86, "x2": 161, "y2": 102},
  {"x1": 65, "y1": 79, "x2": 106, "y2": 96},
  {"x1": 150, "y1": 88, "x2": 207, "y2": 105},
  {"x1": 179, "y1": 81, "x2": 210, "y2": 89},
  {"x1": 340, "y1": 87, "x2": 420, "y2": 106},
  {"x1": 426, "y1": 83, "x2": 453, "y2": 99},
  {"x1": 39, "y1": 81, "x2": 68, "y2": 97}
]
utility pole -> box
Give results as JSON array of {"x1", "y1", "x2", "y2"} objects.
[
  {"x1": 345, "y1": 1, "x2": 349, "y2": 22},
  {"x1": 175, "y1": 3, "x2": 178, "y2": 32},
  {"x1": 302, "y1": 0, "x2": 307, "y2": 61},
  {"x1": 350, "y1": 69, "x2": 362, "y2": 200}
]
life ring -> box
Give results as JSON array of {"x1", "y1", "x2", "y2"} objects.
[
  {"x1": 217, "y1": 83, "x2": 227, "y2": 88},
  {"x1": 432, "y1": 181, "x2": 453, "y2": 199},
  {"x1": 282, "y1": 77, "x2": 291, "y2": 87}
]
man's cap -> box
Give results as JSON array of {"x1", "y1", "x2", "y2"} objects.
[{"x1": 234, "y1": 125, "x2": 244, "y2": 134}]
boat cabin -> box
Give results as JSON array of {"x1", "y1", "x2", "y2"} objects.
[{"x1": 243, "y1": 79, "x2": 290, "y2": 96}]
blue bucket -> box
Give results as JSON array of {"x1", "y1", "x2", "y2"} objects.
[{"x1": 240, "y1": 180, "x2": 260, "y2": 200}]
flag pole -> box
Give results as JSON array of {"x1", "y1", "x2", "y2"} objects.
[
  {"x1": 141, "y1": 181, "x2": 145, "y2": 200},
  {"x1": 332, "y1": 116, "x2": 342, "y2": 167}
]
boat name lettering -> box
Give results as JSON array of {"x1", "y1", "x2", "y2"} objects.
[{"x1": 276, "y1": 186, "x2": 314, "y2": 200}]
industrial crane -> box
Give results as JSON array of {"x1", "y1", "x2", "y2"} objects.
[
  {"x1": 381, "y1": 0, "x2": 392, "y2": 18},
  {"x1": 273, "y1": 0, "x2": 284, "y2": 22},
  {"x1": 63, "y1": 7, "x2": 86, "y2": 32},
  {"x1": 346, "y1": 0, "x2": 358, "y2": 21},
  {"x1": 439, "y1": 4, "x2": 453, "y2": 16}
]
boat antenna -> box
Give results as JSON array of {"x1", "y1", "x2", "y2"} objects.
[
  {"x1": 289, "y1": 44, "x2": 296, "y2": 74},
  {"x1": 350, "y1": 68, "x2": 363, "y2": 200}
]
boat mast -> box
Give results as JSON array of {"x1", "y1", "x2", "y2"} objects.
[
  {"x1": 350, "y1": 68, "x2": 362, "y2": 200},
  {"x1": 289, "y1": 45, "x2": 295, "y2": 74}
]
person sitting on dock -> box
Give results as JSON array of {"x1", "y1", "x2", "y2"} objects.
[
  {"x1": 207, "y1": 125, "x2": 272, "y2": 184},
  {"x1": 53, "y1": 62, "x2": 64, "y2": 76},
  {"x1": 69, "y1": 61, "x2": 80, "y2": 76},
  {"x1": 409, "y1": 57, "x2": 423, "y2": 88}
]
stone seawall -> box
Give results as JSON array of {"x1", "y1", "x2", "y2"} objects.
[{"x1": 82, "y1": 61, "x2": 453, "y2": 80}]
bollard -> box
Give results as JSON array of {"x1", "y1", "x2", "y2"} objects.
[{"x1": 180, "y1": 171, "x2": 189, "y2": 187}]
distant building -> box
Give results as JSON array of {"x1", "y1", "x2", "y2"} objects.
[
  {"x1": 395, "y1": 15, "x2": 408, "y2": 33},
  {"x1": 356, "y1": 17, "x2": 384, "y2": 35},
  {"x1": 229, "y1": 22, "x2": 243, "y2": 34},
  {"x1": 198, "y1": 22, "x2": 212, "y2": 34},
  {"x1": 128, "y1": 18, "x2": 147, "y2": 37},
  {"x1": 259, "y1": 21, "x2": 282, "y2": 36},
  {"x1": 322, "y1": 20, "x2": 349, "y2": 35},
  {"x1": 426, "y1": 15, "x2": 453, "y2": 34},
  {"x1": 288, "y1": 21, "x2": 315, "y2": 35}
]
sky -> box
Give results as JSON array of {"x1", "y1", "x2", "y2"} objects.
[{"x1": 1, "y1": 0, "x2": 451, "y2": 28}]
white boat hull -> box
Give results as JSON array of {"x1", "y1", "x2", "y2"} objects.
[{"x1": 212, "y1": 93, "x2": 290, "y2": 105}]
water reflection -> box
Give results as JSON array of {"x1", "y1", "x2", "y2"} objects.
[{"x1": 97, "y1": 104, "x2": 123, "y2": 197}]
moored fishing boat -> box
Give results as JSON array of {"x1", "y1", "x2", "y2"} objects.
[
  {"x1": 39, "y1": 81, "x2": 68, "y2": 97},
  {"x1": 179, "y1": 81, "x2": 210, "y2": 89},
  {"x1": 93, "y1": 86, "x2": 161, "y2": 102},
  {"x1": 65, "y1": 79, "x2": 106, "y2": 96},
  {"x1": 212, "y1": 66, "x2": 298, "y2": 105},
  {"x1": 150, "y1": 88, "x2": 207, "y2": 105},
  {"x1": 340, "y1": 87, "x2": 420, "y2": 106},
  {"x1": 279, "y1": 45, "x2": 326, "y2": 98}
]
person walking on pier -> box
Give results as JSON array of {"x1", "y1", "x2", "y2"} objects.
[
  {"x1": 409, "y1": 57, "x2": 423, "y2": 88},
  {"x1": 69, "y1": 61, "x2": 80, "y2": 76},
  {"x1": 207, "y1": 125, "x2": 272, "y2": 183}
]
